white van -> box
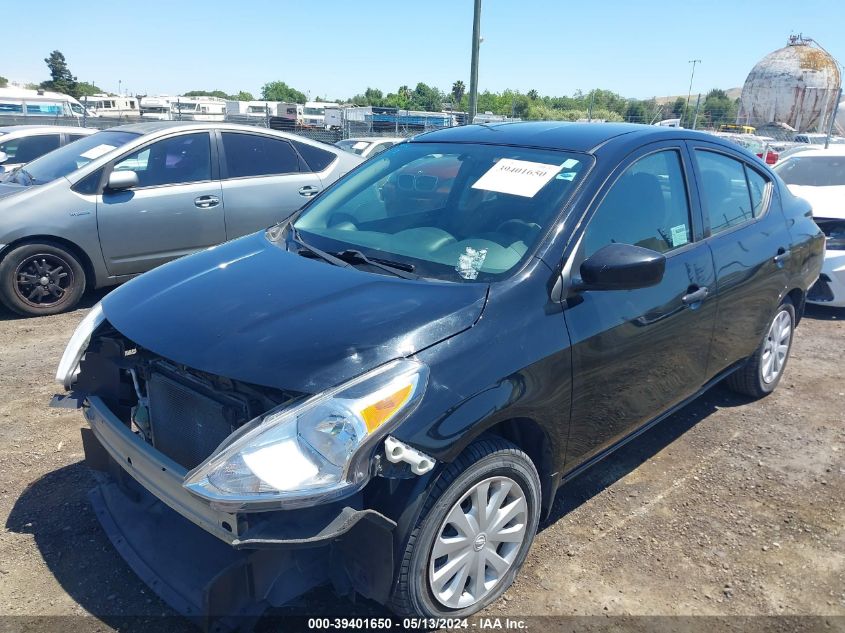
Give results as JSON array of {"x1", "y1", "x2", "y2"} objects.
[{"x1": 0, "y1": 87, "x2": 93, "y2": 119}]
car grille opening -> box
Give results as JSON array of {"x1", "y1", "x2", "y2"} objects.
[{"x1": 147, "y1": 371, "x2": 250, "y2": 469}]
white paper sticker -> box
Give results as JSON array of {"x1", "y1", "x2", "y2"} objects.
[
  {"x1": 471, "y1": 158, "x2": 564, "y2": 198},
  {"x1": 352, "y1": 141, "x2": 369, "y2": 150},
  {"x1": 80, "y1": 144, "x2": 117, "y2": 160},
  {"x1": 670, "y1": 224, "x2": 688, "y2": 247}
]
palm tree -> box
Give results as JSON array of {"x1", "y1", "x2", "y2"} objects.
[
  {"x1": 451, "y1": 80, "x2": 466, "y2": 104},
  {"x1": 527, "y1": 89, "x2": 539, "y2": 101}
]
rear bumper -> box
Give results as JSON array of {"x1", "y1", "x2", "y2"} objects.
[
  {"x1": 807, "y1": 251, "x2": 845, "y2": 307},
  {"x1": 77, "y1": 395, "x2": 397, "y2": 626}
]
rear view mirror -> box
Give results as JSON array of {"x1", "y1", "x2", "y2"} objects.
[
  {"x1": 106, "y1": 170, "x2": 139, "y2": 191},
  {"x1": 0, "y1": 151, "x2": 7, "y2": 165},
  {"x1": 578, "y1": 243, "x2": 666, "y2": 291}
]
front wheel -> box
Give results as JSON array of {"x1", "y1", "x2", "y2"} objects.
[
  {"x1": 0, "y1": 242, "x2": 87, "y2": 316},
  {"x1": 726, "y1": 299, "x2": 795, "y2": 398},
  {"x1": 389, "y1": 438, "x2": 541, "y2": 617}
]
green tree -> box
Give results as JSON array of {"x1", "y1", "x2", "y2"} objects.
[
  {"x1": 364, "y1": 87, "x2": 383, "y2": 106},
  {"x1": 701, "y1": 89, "x2": 738, "y2": 128},
  {"x1": 0, "y1": 76, "x2": 7, "y2": 88},
  {"x1": 527, "y1": 89, "x2": 539, "y2": 101},
  {"x1": 671, "y1": 96, "x2": 686, "y2": 118},
  {"x1": 624, "y1": 100, "x2": 648, "y2": 123},
  {"x1": 75, "y1": 81, "x2": 102, "y2": 97},
  {"x1": 40, "y1": 50, "x2": 78, "y2": 97},
  {"x1": 451, "y1": 80, "x2": 466, "y2": 104},
  {"x1": 233, "y1": 90, "x2": 254, "y2": 101},
  {"x1": 261, "y1": 81, "x2": 306, "y2": 103},
  {"x1": 184, "y1": 90, "x2": 229, "y2": 100}
]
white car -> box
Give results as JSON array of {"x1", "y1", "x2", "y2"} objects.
[
  {"x1": 335, "y1": 136, "x2": 404, "y2": 159},
  {"x1": 0, "y1": 125, "x2": 96, "y2": 178},
  {"x1": 774, "y1": 146, "x2": 845, "y2": 307}
]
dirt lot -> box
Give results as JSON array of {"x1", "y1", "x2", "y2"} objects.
[{"x1": 0, "y1": 293, "x2": 842, "y2": 631}]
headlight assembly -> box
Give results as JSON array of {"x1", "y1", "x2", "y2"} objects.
[
  {"x1": 183, "y1": 359, "x2": 429, "y2": 510},
  {"x1": 55, "y1": 302, "x2": 105, "y2": 390}
]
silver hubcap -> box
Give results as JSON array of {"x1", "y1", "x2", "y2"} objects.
[
  {"x1": 761, "y1": 309, "x2": 792, "y2": 384},
  {"x1": 428, "y1": 476, "x2": 527, "y2": 609}
]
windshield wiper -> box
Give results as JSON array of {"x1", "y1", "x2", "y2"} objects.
[
  {"x1": 287, "y1": 223, "x2": 353, "y2": 269},
  {"x1": 333, "y1": 249, "x2": 418, "y2": 280}
]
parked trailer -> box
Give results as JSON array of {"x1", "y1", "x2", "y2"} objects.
[{"x1": 0, "y1": 87, "x2": 93, "y2": 120}]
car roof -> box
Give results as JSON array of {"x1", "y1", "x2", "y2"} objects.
[
  {"x1": 411, "y1": 121, "x2": 720, "y2": 153},
  {"x1": 782, "y1": 144, "x2": 845, "y2": 158},
  {"x1": 0, "y1": 125, "x2": 96, "y2": 135},
  {"x1": 342, "y1": 136, "x2": 404, "y2": 143}
]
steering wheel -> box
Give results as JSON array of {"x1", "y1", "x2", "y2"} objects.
[
  {"x1": 495, "y1": 219, "x2": 541, "y2": 242},
  {"x1": 327, "y1": 212, "x2": 358, "y2": 230}
]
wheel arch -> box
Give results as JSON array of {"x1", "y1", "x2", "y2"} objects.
[
  {"x1": 1, "y1": 235, "x2": 97, "y2": 290},
  {"x1": 785, "y1": 287, "x2": 805, "y2": 324}
]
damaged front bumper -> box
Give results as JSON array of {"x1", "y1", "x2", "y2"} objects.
[{"x1": 71, "y1": 395, "x2": 397, "y2": 629}]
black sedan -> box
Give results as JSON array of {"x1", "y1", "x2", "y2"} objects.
[{"x1": 54, "y1": 122, "x2": 824, "y2": 624}]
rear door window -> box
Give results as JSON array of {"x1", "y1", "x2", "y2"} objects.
[
  {"x1": 695, "y1": 150, "x2": 769, "y2": 235},
  {"x1": 221, "y1": 132, "x2": 300, "y2": 178},
  {"x1": 290, "y1": 139, "x2": 337, "y2": 172}
]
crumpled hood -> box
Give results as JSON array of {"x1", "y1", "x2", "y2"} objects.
[
  {"x1": 102, "y1": 231, "x2": 488, "y2": 393},
  {"x1": 787, "y1": 184, "x2": 845, "y2": 220}
]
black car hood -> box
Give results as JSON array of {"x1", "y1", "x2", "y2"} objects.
[{"x1": 102, "y1": 231, "x2": 488, "y2": 393}]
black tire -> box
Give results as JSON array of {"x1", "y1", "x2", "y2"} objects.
[
  {"x1": 389, "y1": 437, "x2": 541, "y2": 618},
  {"x1": 0, "y1": 242, "x2": 86, "y2": 316},
  {"x1": 726, "y1": 298, "x2": 796, "y2": 398}
]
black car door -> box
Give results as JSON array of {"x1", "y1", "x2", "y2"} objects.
[
  {"x1": 562, "y1": 142, "x2": 717, "y2": 469},
  {"x1": 686, "y1": 141, "x2": 789, "y2": 375}
]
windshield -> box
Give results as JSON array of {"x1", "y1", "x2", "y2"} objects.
[
  {"x1": 335, "y1": 140, "x2": 371, "y2": 155},
  {"x1": 173, "y1": 102, "x2": 199, "y2": 112},
  {"x1": 304, "y1": 107, "x2": 324, "y2": 115},
  {"x1": 9, "y1": 130, "x2": 139, "y2": 185},
  {"x1": 292, "y1": 142, "x2": 591, "y2": 282},
  {"x1": 775, "y1": 155, "x2": 845, "y2": 187}
]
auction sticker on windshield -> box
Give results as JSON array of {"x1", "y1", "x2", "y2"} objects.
[
  {"x1": 472, "y1": 158, "x2": 566, "y2": 198},
  {"x1": 80, "y1": 144, "x2": 117, "y2": 160}
]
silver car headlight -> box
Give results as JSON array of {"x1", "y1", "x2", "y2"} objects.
[
  {"x1": 55, "y1": 302, "x2": 105, "y2": 390},
  {"x1": 183, "y1": 359, "x2": 429, "y2": 510}
]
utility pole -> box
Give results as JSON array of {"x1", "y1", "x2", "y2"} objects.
[
  {"x1": 684, "y1": 59, "x2": 701, "y2": 128},
  {"x1": 467, "y1": 0, "x2": 482, "y2": 124},
  {"x1": 825, "y1": 87, "x2": 842, "y2": 149},
  {"x1": 691, "y1": 93, "x2": 702, "y2": 130}
]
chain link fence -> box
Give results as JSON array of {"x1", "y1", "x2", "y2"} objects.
[{"x1": 1, "y1": 107, "x2": 841, "y2": 149}]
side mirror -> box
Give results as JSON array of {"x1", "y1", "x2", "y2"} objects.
[
  {"x1": 577, "y1": 243, "x2": 666, "y2": 291},
  {"x1": 0, "y1": 151, "x2": 7, "y2": 165},
  {"x1": 106, "y1": 170, "x2": 139, "y2": 191}
]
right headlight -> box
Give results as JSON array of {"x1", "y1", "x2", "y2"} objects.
[
  {"x1": 55, "y1": 302, "x2": 105, "y2": 390},
  {"x1": 183, "y1": 359, "x2": 428, "y2": 511}
]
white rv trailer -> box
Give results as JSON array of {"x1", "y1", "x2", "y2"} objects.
[
  {"x1": 83, "y1": 94, "x2": 140, "y2": 118},
  {"x1": 303, "y1": 101, "x2": 339, "y2": 128},
  {"x1": 171, "y1": 96, "x2": 226, "y2": 121},
  {"x1": 0, "y1": 87, "x2": 94, "y2": 119},
  {"x1": 140, "y1": 95, "x2": 176, "y2": 120}
]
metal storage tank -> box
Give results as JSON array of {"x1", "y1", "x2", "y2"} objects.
[{"x1": 738, "y1": 35, "x2": 841, "y2": 133}]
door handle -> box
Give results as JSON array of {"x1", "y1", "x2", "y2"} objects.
[
  {"x1": 682, "y1": 286, "x2": 709, "y2": 306},
  {"x1": 194, "y1": 195, "x2": 220, "y2": 209},
  {"x1": 298, "y1": 186, "x2": 320, "y2": 198},
  {"x1": 773, "y1": 248, "x2": 791, "y2": 268}
]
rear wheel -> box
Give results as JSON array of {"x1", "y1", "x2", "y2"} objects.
[
  {"x1": 0, "y1": 242, "x2": 86, "y2": 316},
  {"x1": 389, "y1": 438, "x2": 541, "y2": 617},
  {"x1": 726, "y1": 299, "x2": 795, "y2": 398}
]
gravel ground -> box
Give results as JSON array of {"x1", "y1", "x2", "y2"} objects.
[{"x1": 0, "y1": 293, "x2": 842, "y2": 631}]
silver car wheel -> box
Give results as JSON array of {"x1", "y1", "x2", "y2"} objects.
[
  {"x1": 428, "y1": 476, "x2": 527, "y2": 609},
  {"x1": 761, "y1": 308, "x2": 792, "y2": 384}
]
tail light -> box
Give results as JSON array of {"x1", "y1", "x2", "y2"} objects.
[{"x1": 765, "y1": 151, "x2": 778, "y2": 165}]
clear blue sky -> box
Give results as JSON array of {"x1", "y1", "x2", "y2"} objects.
[{"x1": 5, "y1": 0, "x2": 843, "y2": 100}]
